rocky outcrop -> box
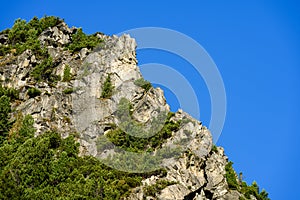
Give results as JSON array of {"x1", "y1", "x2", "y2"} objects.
[{"x1": 0, "y1": 21, "x2": 263, "y2": 200}]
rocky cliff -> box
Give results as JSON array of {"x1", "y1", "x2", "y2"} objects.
[{"x1": 0, "y1": 17, "x2": 269, "y2": 200}]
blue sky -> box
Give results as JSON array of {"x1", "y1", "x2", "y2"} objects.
[{"x1": 1, "y1": 0, "x2": 299, "y2": 199}]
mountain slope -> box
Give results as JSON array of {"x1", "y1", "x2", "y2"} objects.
[{"x1": 0, "y1": 16, "x2": 269, "y2": 200}]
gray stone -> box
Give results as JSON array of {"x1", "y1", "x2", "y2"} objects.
[{"x1": 0, "y1": 21, "x2": 251, "y2": 200}]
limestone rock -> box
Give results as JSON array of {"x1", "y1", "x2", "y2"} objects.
[{"x1": 0, "y1": 21, "x2": 262, "y2": 200}]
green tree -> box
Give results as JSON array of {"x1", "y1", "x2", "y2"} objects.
[
  {"x1": 17, "y1": 115, "x2": 35, "y2": 144},
  {"x1": 101, "y1": 74, "x2": 114, "y2": 98},
  {"x1": 0, "y1": 96, "x2": 11, "y2": 145},
  {"x1": 8, "y1": 19, "x2": 28, "y2": 45},
  {"x1": 63, "y1": 65, "x2": 72, "y2": 82},
  {"x1": 31, "y1": 56, "x2": 54, "y2": 82},
  {"x1": 66, "y1": 28, "x2": 102, "y2": 53},
  {"x1": 225, "y1": 161, "x2": 239, "y2": 190}
]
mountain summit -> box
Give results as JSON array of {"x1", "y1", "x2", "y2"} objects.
[{"x1": 0, "y1": 16, "x2": 269, "y2": 200}]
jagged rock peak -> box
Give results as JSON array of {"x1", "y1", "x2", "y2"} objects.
[{"x1": 0, "y1": 16, "x2": 269, "y2": 200}]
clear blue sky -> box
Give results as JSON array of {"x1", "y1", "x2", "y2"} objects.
[{"x1": 1, "y1": 1, "x2": 299, "y2": 199}]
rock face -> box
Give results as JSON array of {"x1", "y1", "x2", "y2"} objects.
[{"x1": 0, "y1": 21, "x2": 262, "y2": 200}]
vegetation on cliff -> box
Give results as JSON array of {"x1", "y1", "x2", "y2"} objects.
[{"x1": 0, "y1": 16, "x2": 269, "y2": 199}]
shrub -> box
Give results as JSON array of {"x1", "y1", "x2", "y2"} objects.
[
  {"x1": 101, "y1": 74, "x2": 114, "y2": 98},
  {"x1": 63, "y1": 88, "x2": 74, "y2": 94},
  {"x1": 240, "y1": 181, "x2": 270, "y2": 200},
  {"x1": 134, "y1": 78, "x2": 152, "y2": 91},
  {"x1": 63, "y1": 65, "x2": 72, "y2": 82},
  {"x1": 0, "y1": 124, "x2": 151, "y2": 199},
  {"x1": 31, "y1": 56, "x2": 54, "y2": 82},
  {"x1": 65, "y1": 28, "x2": 103, "y2": 53},
  {"x1": 225, "y1": 161, "x2": 239, "y2": 190},
  {"x1": 0, "y1": 86, "x2": 19, "y2": 144},
  {"x1": 106, "y1": 110, "x2": 179, "y2": 153},
  {"x1": 2, "y1": 16, "x2": 62, "y2": 58},
  {"x1": 0, "y1": 45, "x2": 11, "y2": 57},
  {"x1": 0, "y1": 85, "x2": 19, "y2": 100},
  {"x1": 144, "y1": 180, "x2": 177, "y2": 197},
  {"x1": 27, "y1": 87, "x2": 41, "y2": 98},
  {"x1": 38, "y1": 16, "x2": 62, "y2": 31},
  {"x1": 226, "y1": 162, "x2": 270, "y2": 200},
  {"x1": 0, "y1": 95, "x2": 11, "y2": 145},
  {"x1": 12, "y1": 115, "x2": 35, "y2": 144},
  {"x1": 212, "y1": 145, "x2": 218, "y2": 153}
]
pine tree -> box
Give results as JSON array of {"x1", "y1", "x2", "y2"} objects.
[{"x1": 0, "y1": 95, "x2": 11, "y2": 144}]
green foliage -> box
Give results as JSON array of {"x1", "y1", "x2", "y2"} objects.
[
  {"x1": 31, "y1": 56, "x2": 55, "y2": 82},
  {"x1": 115, "y1": 97, "x2": 134, "y2": 118},
  {"x1": 65, "y1": 28, "x2": 103, "y2": 53},
  {"x1": 0, "y1": 128, "x2": 145, "y2": 199},
  {"x1": 211, "y1": 145, "x2": 218, "y2": 153},
  {"x1": 101, "y1": 74, "x2": 114, "y2": 98},
  {"x1": 225, "y1": 161, "x2": 239, "y2": 190},
  {"x1": 98, "y1": 109, "x2": 181, "y2": 173},
  {"x1": 27, "y1": 87, "x2": 42, "y2": 98},
  {"x1": 0, "y1": 15, "x2": 102, "y2": 58},
  {"x1": 225, "y1": 161, "x2": 270, "y2": 200},
  {"x1": 0, "y1": 85, "x2": 19, "y2": 100},
  {"x1": 1, "y1": 16, "x2": 73, "y2": 84},
  {"x1": 63, "y1": 65, "x2": 72, "y2": 82},
  {"x1": 32, "y1": 16, "x2": 62, "y2": 32},
  {"x1": 0, "y1": 96, "x2": 11, "y2": 145},
  {"x1": 63, "y1": 88, "x2": 74, "y2": 94},
  {"x1": 106, "y1": 112, "x2": 180, "y2": 152},
  {"x1": 8, "y1": 19, "x2": 29, "y2": 46},
  {"x1": 240, "y1": 181, "x2": 270, "y2": 200},
  {"x1": 114, "y1": 97, "x2": 164, "y2": 139},
  {"x1": 1, "y1": 16, "x2": 61, "y2": 57},
  {"x1": 144, "y1": 180, "x2": 177, "y2": 197},
  {"x1": 1, "y1": 16, "x2": 102, "y2": 85},
  {"x1": 0, "y1": 86, "x2": 19, "y2": 145},
  {"x1": 259, "y1": 190, "x2": 270, "y2": 200},
  {"x1": 0, "y1": 45, "x2": 11, "y2": 57},
  {"x1": 134, "y1": 78, "x2": 152, "y2": 91},
  {"x1": 11, "y1": 115, "x2": 35, "y2": 145}
]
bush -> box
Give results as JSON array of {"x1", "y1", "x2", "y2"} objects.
[
  {"x1": 212, "y1": 145, "x2": 218, "y2": 153},
  {"x1": 11, "y1": 114, "x2": 35, "y2": 144},
  {"x1": 0, "y1": 125, "x2": 150, "y2": 199},
  {"x1": 63, "y1": 65, "x2": 72, "y2": 82},
  {"x1": 65, "y1": 28, "x2": 103, "y2": 53},
  {"x1": 144, "y1": 180, "x2": 177, "y2": 197},
  {"x1": 0, "y1": 86, "x2": 19, "y2": 144},
  {"x1": 0, "y1": 95, "x2": 11, "y2": 145},
  {"x1": 31, "y1": 56, "x2": 54, "y2": 82},
  {"x1": 106, "y1": 110, "x2": 180, "y2": 153},
  {"x1": 240, "y1": 181, "x2": 270, "y2": 200},
  {"x1": 0, "y1": 45, "x2": 11, "y2": 57},
  {"x1": 225, "y1": 161, "x2": 239, "y2": 190},
  {"x1": 226, "y1": 161, "x2": 270, "y2": 200},
  {"x1": 0, "y1": 85, "x2": 19, "y2": 100},
  {"x1": 101, "y1": 74, "x2": 114, "y2": 98},
  {"x1": 63, "y1": 88, "x2": 74, "y2": 94},
  {"x1": 27, "y1": 87, "x2": 42, "y2": 98},
  {"x1": 134, "y1": 78, "x2": 152, "y2": 91},
  {"x1": 2, "y1": 16, "x2": 62, "y2": 58}
]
